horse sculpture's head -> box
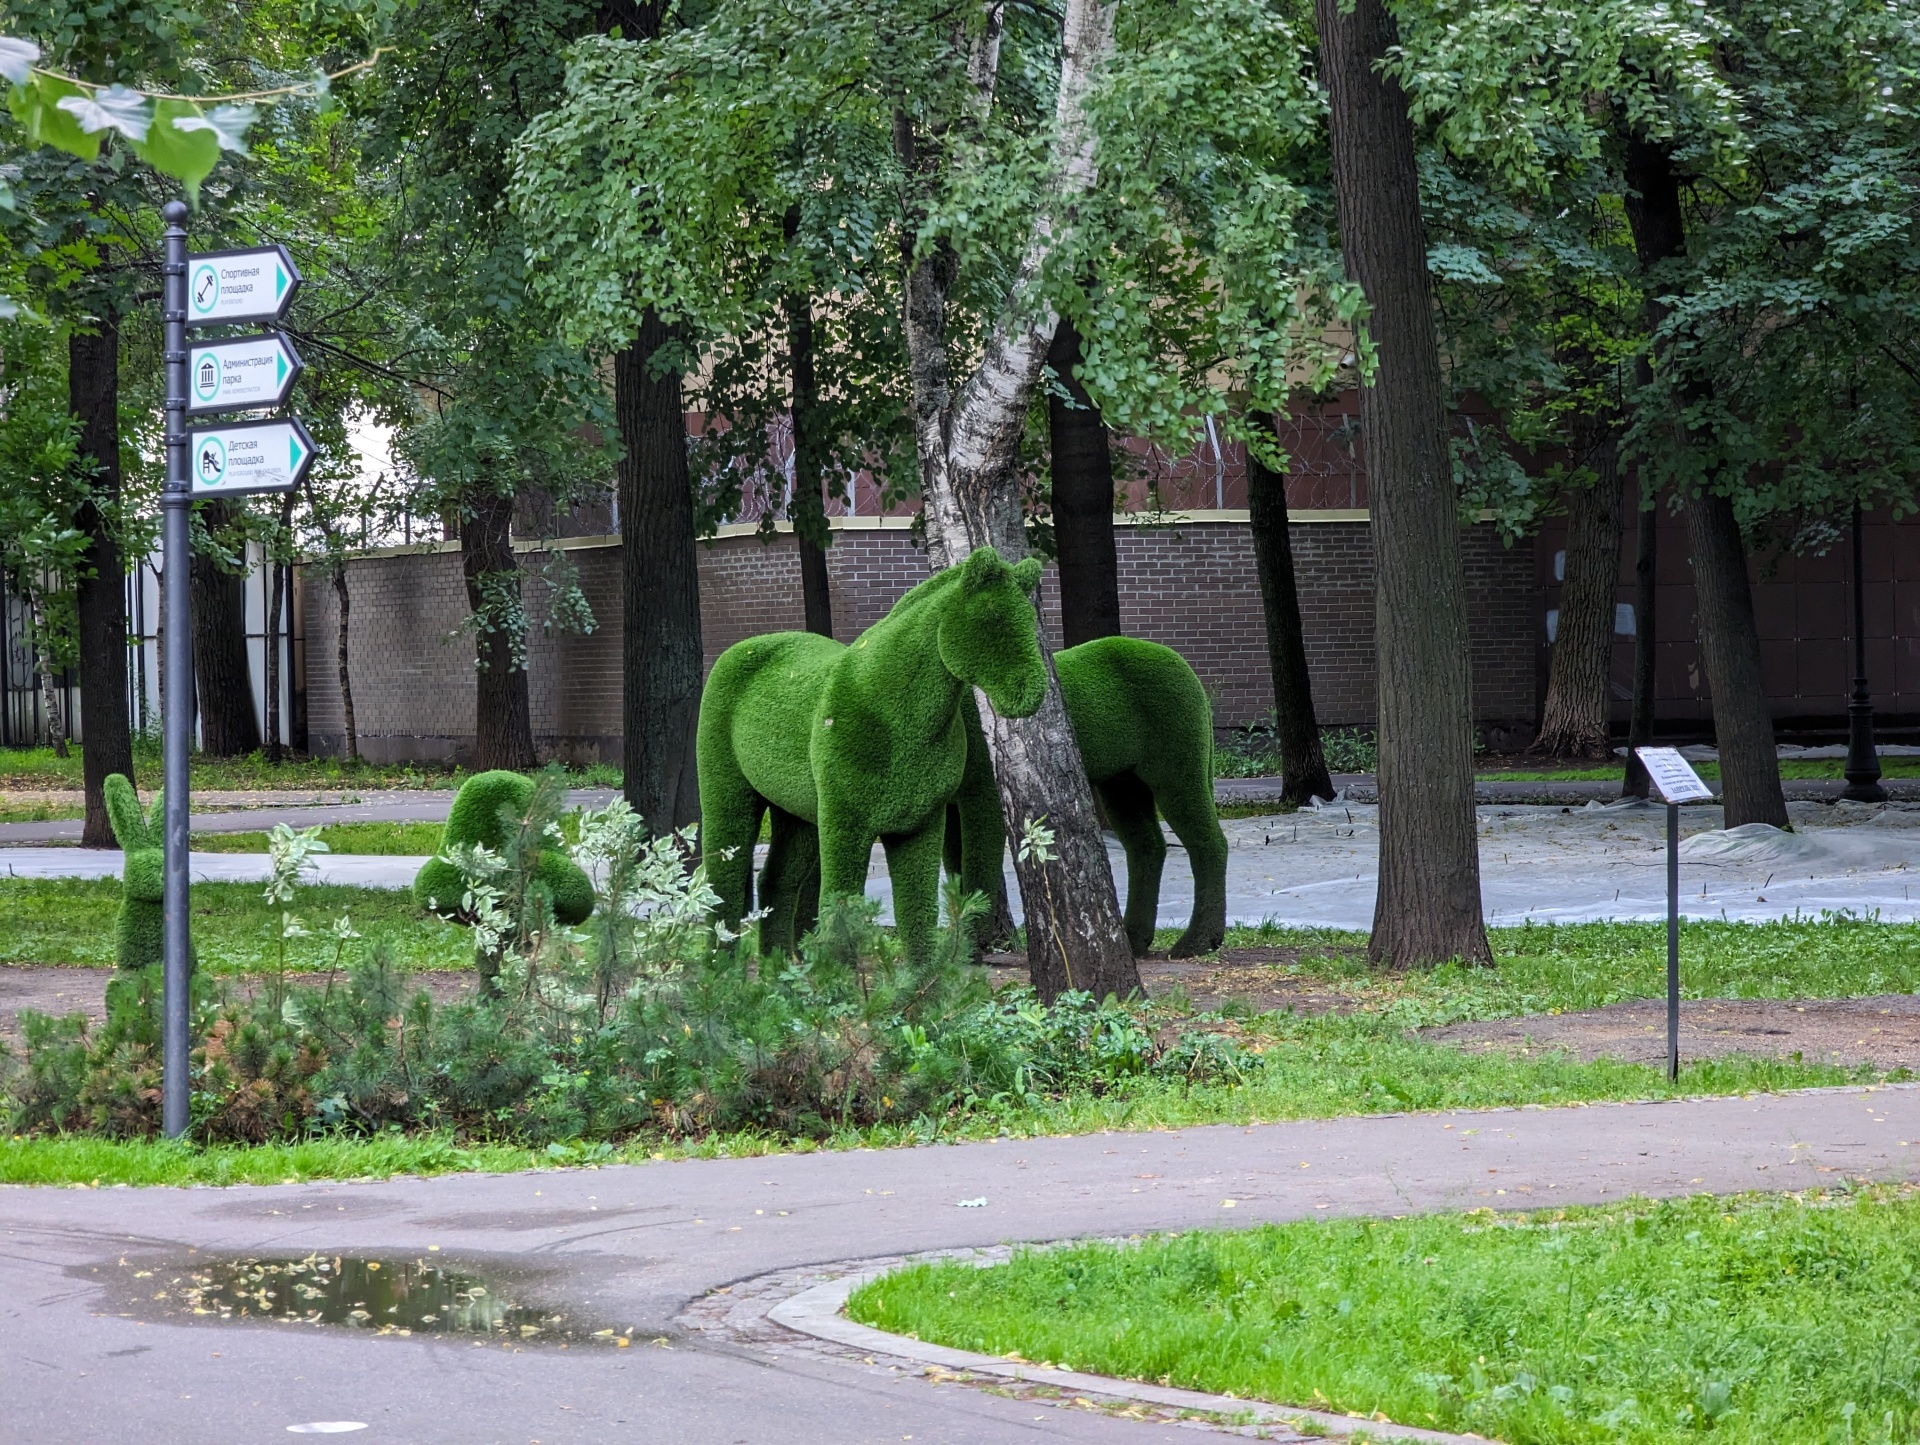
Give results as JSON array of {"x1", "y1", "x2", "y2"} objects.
[{"x1": 937, "y1": 546, "x2": 1047, "y2": 718}]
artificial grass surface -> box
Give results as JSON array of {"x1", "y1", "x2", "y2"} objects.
[{"x1": 849, "y1": 1185, "x2": 1920, "y2": 1444}]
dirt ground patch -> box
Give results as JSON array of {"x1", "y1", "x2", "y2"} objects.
[{"x1": 1422, "y1": 994, "x2": 1920, "y2": 1071}]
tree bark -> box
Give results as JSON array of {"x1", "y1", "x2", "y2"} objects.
[
  {"x1": 1315, "y1": 0, "x2": 1488, "y2": 967},
  {"x1": 264, "y1": 493, "x2": 292, "y2": 763},
  {"x1": 332, "y1": 565, "x2": 357, "y2": 762},
  {"x1": 462, "y1": 486, "x2": 537, "y2": 771},
  {"x1": 891, "y1": 0, "x2": 1140, "y2": 1003},
  {"x1": 786, "y1": 285, "x2": 834, "y2": 638},
  {"x1": 190, "y1": 501, "x2": 261, "y2": 758},
  {"x1": 1533, "y1": 429, "x2": 1624, "y2": 759},
  {"x1": 69, "y1": 316, "x2": 134, "y2": 846},
  {"x1": 1687, "y1": 492, "x2": 1787, "y2": 825},
  {"x1": 615, "y1": 309, "x2": 703, "y2": 833},
  {"x1": 1047, "y1": 318, "x2": 1121, "y2": 647},
  {"x1": 1622, "y1": 496, "x2": 1658, "y2": 797},
  {"x1": 1247, "y1": 432, "x2": 1335, "y2": 804},
  {"x1": 1622, "y1": 137, "x2": 1784, "y2": 824},
  {"x1": 30, "y1": 598, "x2": 67, "y2": 757}
]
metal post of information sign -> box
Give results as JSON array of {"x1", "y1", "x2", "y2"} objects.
[
  {"x1": 158, "y1": 209, "x2": 313, "y2": 1139},
  {"x1": 1636, "y1": 746, "x2": 1715, "y2": 1082},
  {"x1": 159, "y1": 201, "x2": 192, "y2": 1138}
]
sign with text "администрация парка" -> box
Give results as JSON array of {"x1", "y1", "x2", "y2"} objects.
[
  {"x1": 186, "y1": 332, "x2": 303, "y2": 416},
  {"x1": 187, "y1": 417, "x2": 317, "y2": 496},
  {"x1": 186, "y1": 245, "x2": 301, "y2": 328}
]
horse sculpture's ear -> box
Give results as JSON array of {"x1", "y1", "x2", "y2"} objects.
[
  {"x1": 959, "y1": 546, "x2": 1005, "y2": 593},
  {"x1": 1011, "y1": 558, "x2": 1042, "y2": 594}
]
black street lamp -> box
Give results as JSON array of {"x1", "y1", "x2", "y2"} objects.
[{"x1": 1843, "y1": 501, "x2": 1887, "y2": 803}]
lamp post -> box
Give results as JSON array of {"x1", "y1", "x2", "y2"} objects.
[{"x1": 1842, "y1": 501, "x2": 1886, "y2": 804}]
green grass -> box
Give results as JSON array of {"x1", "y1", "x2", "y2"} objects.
[
  {"x1": 0, "y1": 741, "x2": 621, "y2": 793},
  {"x1": 850, "y1": 1184, "x2": 1920, "y2": 1444},
  {"x1": 0, "y1": 878, "x2": 472, "y2": 972},
  {"x1": 188, "y1": 821, "x2": 448, "y2": 855},
  {"x1": 0, "y1": 1132, "x2": 550, "y2": 1186},
  {"x1": 0, "y1": 800, "x2": 82, "y2": 823}
]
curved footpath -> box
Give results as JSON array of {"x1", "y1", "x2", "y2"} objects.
[{"x1": 3, "y1": 1084, "x2": 1916, "y2": 1444}]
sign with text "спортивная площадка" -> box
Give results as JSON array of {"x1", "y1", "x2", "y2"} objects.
[{"x1": 185, "y1": 245, "x2": 301, "y2": 327}]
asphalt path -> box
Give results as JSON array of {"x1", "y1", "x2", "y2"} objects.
[{"x1": 3, "y1": 1085, "x2": 1915, "y2": 1444}]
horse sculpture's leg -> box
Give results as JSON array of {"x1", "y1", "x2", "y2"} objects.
[
  {"x1": 1096, "y1": 770, "x2": 1166, "y2": 957},
  {"x1": 881, "y1": 818, "x2": 948, "y2": 966},
  {"x1": 759, "y1": 808, "x2": 821, "y2": 954},
  {"x1": 698, "y1": 745, "x2": 767, "y2": 935},
  {"x1": 1152, "y1": 767, "x2": 1229, "y2": 957}
]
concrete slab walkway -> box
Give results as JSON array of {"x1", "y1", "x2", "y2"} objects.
[{"x1": 2, "y1": 1084, "x2": 1914, "y2": 1443}]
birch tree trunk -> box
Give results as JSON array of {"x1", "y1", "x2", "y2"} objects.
[
  {"x1": 895, "y1": 0, "x2": 1139, "y2": 1001},
  {"x1": 30, "y1": 598, "x2": 67, "y2": 758},
  {"x1": 1316, "y1": 0, "x2": 1489, "y2": 967}
]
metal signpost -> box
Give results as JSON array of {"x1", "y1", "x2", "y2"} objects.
[
  {"x1": 1635, "y1": 746, "x2": 1715, "y2": 1082},
  {"x1": 159, "y1": 203, "x2": 311, "y2": 1138}
]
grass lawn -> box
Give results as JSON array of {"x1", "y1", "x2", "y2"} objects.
[
  {"x1": 2, "y1": 899, "x2": 1913, "y2": 1186},
  {"x1": 0, "y1": 878, "x2": 472, "y2": 972},
  {"x1": 849, "y1": 1185, "x2": 1920, "y2": 1444},
  {"x1": 0, "y1": 742, "x2": 620, "y2": 793},
  {"x1": 189, "y1": 821, "x2": 448, "y2": 855},
  {"x1": 0, "y1": 799, "x2": 83, "y2": 823}
]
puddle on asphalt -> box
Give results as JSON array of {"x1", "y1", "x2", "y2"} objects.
[{"x1": 98, "y1": 1253, "x2": 635, "y2": 1347}]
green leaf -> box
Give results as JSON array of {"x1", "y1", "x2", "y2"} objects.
[
  {"x1": 7, "y1": 75, "x2": 101, "y2": 160},
  {"x1": 57, "y1": 82, "x2": 153, "y2": 141},
  {"x1": 131, "y1": 99, "x2": 222, "y2": 196},
  {"x1": 171, "y1": 102, "x2": 256, "y2": 155},
  {"x1": 0, "y1": 35, "x2": 39, "y2": 85}
]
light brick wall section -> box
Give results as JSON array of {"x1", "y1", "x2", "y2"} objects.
[{"x1": 296, "y1": 517, "x2": 1536, "y2": 762}]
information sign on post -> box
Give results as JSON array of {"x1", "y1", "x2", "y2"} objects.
[
  {"x1": 1636, "y1": 746, "x2": 1714, "y2": 1082},
  {"x1": 185, "y1": 245, "x2": 301, "y2": 327},
  {"x1": 158, "y1": 217, "x2": 319, "y2": 1139},
  {"x1": 187, "y1": 333, "x2": 302, "y2": 415},
  {"x1": 187, "y1": 417, "x2": 317, "y2": 495}
]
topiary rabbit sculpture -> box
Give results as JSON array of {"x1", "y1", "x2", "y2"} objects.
[
  {"x1": 412, "y1": 769, "x2": 596, "y2": 926},
  {"x1": 103, "y1": 772, "x2": 166, "y2": 971}
]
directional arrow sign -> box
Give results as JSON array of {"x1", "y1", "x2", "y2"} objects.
[
  {"x1": 187, "y1": 417, "x2": 317, "y2": 496},
  {"x1": 185, "y1": 245, "x2": 301, "y2": 328},
  {"x1": 186, "y1": 333, "x2": 303, "y2": 416}
]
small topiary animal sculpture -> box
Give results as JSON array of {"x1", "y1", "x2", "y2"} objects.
[
  {"x1": 413, "y1": 769, "x2": 595, "y2": 926},
  {"x1": 103, "y1": 772, "x2": 165, "y2": 971},
  {"x1": 699, "y1": 546, "x2": 1048, "y2": 964},
  {"x1": 955, "y1": 636, "x2": 1228, "y2": 957}
]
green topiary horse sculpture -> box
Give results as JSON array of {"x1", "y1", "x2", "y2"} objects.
[
  {"x1": 103, "y1": 773, "x2": 165, "y2": 971},
  {"x1": 950, "y1": 636, "x2": 1228, "y2": 957},
  {"x1": 699, "y1": 546, "x2": 1048, "y2": 964},
  {"x1": 413, "y1": 769, "x2": 596, "y2": 926}
]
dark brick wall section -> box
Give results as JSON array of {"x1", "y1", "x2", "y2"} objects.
[{"x1": 296, "y1": 517, "x2": 1536, "y2": 762}]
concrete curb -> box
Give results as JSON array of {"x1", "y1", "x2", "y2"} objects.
[{"x1": 764, "y1": 1253, "x2": 1493, "y2": 1444}]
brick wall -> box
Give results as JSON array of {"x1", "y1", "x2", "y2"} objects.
[{"x1": 296, "y1": 514, "x2": 1536, "y2": 762}]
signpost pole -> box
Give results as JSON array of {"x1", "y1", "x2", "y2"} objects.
[
  {"x1": 1666, "y1": 801, "x2": 1680, "y2": 1083},
  {"x1": 160, "y1": 200, "x2": 193, "y2": 1139}
]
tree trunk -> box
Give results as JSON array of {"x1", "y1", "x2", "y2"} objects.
[
  {"x1": 1315, "y1": 0, "x2": 1488, "y2": 967},
  {"x1": 1247, "y1": 431, "x2": 1335, "y2": 803},
  {"x1": 332, "y1": 565, "x2": 358, "y2": 763},
  {"x1": 190, "y1": 501, "x2": 261, "y2": 758},
  {"x1": 1533, "y1": 430, "x2": 1624, "y2": 759},
  {"x1": 1687, "y1": 493, "x2": 1787, "y2": 826},
  {"x1": 264, "y1": 493, "x2": 292, "y2": 763},
  {"x1": 786, "y1": 284, "x2": 834, "y2": 638},
  {"x1": 891, "y1": 0, "x2": 1141, "y2": 1004},
  {"x1": 1622, "y1": 497, "x2": 1658, "y2": 797},
  {"x1": 30, "y1": 600, "x2": 67, "y2": 757},
  {"x1": 616, "y1": 309, "x2": 703, "y2": 833},
  {"x1": 69, "y1": 316, "x2": 134, "y2": 846},
  {"x1": 1047, "y1": 318, "x2": 1121, "y2": 647},
  {"x1": 1623, "y1": 137, "x2": 1783, "y2": 824},
  {"x1": 461, "y1": 486, "x2": 537, "y2": 771}
]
